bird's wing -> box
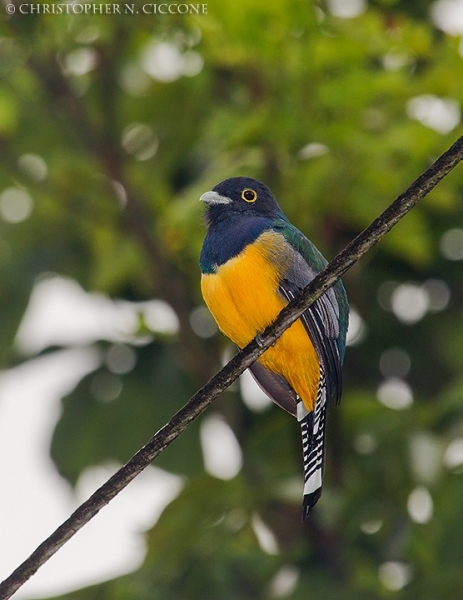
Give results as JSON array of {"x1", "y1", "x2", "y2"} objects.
[
  {"x1": 278, "y1": 244, "x2": 344, "y2": 405},
  {"x1": 276, "y1": 229, "x2": 348, "y2": 518},
  {"x1": 248, "y1": 227, "x2": 347, "y2": 412},
  {"x1": 248, "y1": 362, "x2": 297, "y2": 417}
]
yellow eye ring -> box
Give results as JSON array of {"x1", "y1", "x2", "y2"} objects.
[{"x1": 241, "y1": 188, "x2": 257, "y2": 203}]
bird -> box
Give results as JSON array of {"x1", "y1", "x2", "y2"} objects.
[{"x1": 199, "y1": 176, "x2": 348, "y2": 519}]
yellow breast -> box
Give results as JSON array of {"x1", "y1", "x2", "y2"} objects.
[{"x1": 201, "y1": 231, "x2": 320, "y2": 410}]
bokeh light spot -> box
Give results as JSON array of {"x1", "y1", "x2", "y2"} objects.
[
  {"x1": 410, "y1": 433, "x2": 442, "y2": 485},
  {"x1": 200, "y1": 414, "x2": 243, "y2": 480},
  {"x1": 391, "y1": 283, "x2": 429, "y2": 324},
  {"x1": 378, "y1": 561, "x2": 412, "y2": 591},
  {"x1": 360, "y1": 519, "x2": 383, "y2": 535},
  {"x1": 423, "y1": 278, "x2": 451, "y2": 312},
  {"x1": 377, "y1": 280, "x2": 398, "y2": 311},
  {"x1": 440, "y1": 228, "x2": 463, "y2": 260},
  {"x1": 346, "y1": 307, "x2": 367, "y2": 346},
  {"x1": 121, "y1": 123, "x2": 159, "y2": 161},
  {"x1": 353, "y1": 432, "x2": 378, "y2": 455},
  {"x1": 182, "y1": 51, "x2": 204, "y2": 77},
  {"x1": 407, "y1": 486, "x2": 433, "y2": 524},
  {"x1": 189, "y1": 306, "x2": 218, "y2": 339},
  {"x1": 377, "y1": 378, "x2": 413, "y2": 409},
  {"x1": 269, "y1": 565, "x2": 299, "y2": 598},
  {"x1": 382, "y1": 48, "x2": 411, "y2": 71},
  {"x1": 105, "y1": 344, "x2": 137, "y2": 375},
  {"x1": 0, "y1": 188, "x2": 33, "y2": 223},
  {"x1": 75, "y1": 25, "x2": 100, "y2": 44},
  {"x1": 142, "y1": 300, "x2": 179, "y2": 334},
  {"x1": 91, "y1": 371, "x2": 122, "y2": 403},
  {"x1": 298, "y1": 142, "x2": 329, "y2": 160},
  {"x1": 443, "y1": 437, "x2": 463, "y2": 470},
  {"x1": 406, "y1": 94, "x2": 460, "y2": 134},
  {"x1": 251, "y1": 513, "x2": 279, "y2": 555},
  {"x1": 326, "y1": 0, "x2": 366, "y2": 18},
  {"x1": 64, "y1": 47, "x2": 98, "y2": 76},
  {"x1": 379, "y1": 347, "x2": 411, "y2": 378},
  {"x1": 18, "y1": 154, "x2": 48, "y2": 181},
  {"x1": 119, "y1": 63, "x2": 151, "y2": 96},
  {"x1": 240, "y1": 369, "x2": 273, "y2": 413},
  {"x1": 432, "y1": 0, "x2": 463, "y2": 35},
  {"x1": 141, "y1": 41, "x2": 184, "y2": 82}
]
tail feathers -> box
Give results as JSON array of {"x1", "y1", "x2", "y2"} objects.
[{"x1": 298, "y1": 367, "x2": 327, "y2": 521}]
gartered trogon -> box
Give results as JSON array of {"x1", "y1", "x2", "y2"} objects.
[{"x1": 199, "y1": 177, "x2": 349, "y2": 519}]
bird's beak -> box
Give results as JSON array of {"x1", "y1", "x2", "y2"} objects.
[{"x1": 199, "y1": 191, "x2": 232, "y2": 206}]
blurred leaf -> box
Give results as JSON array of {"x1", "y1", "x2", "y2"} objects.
[{"x1": 51, "y1": 341, "x2": 202, "y2": 483}]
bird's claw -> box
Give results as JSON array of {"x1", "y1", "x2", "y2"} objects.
[{"x1": 256, "y1": 333, "x2": 265, "y2": 348}]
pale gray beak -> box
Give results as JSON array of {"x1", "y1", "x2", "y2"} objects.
[{"x1": 199, "y1": 191, "x2": 232, "y2": 206}]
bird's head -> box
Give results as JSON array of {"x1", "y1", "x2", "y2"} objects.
[{"x1": 200, "y1": 177, "x2": 283, "y2": 225}]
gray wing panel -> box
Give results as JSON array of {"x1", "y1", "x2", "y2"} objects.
[
  {"x1": 248, "y1": 362, "x2": 297, "y2": 417},
  {"x1": 279, "y1": 247, "x2": 343, "y2": 404}
]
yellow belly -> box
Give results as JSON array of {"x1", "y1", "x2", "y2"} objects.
[{"x1": 201, "y1": 231, "x2": 320, "y2": 410}]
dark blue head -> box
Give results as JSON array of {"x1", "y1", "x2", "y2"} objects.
[
  {"x1": 199, "y1": 177, "x2": 286, "y2": 273},
  {"x1": 200, "y1": 177, "x2": 284, "y2": 225}
]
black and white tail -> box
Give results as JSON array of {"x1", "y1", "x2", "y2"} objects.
[{"x1": 297, "y1": 366, "x2": 327, "y2": 520}]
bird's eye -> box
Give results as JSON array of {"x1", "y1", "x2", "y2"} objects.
[{"x1": 241, "y1": 189, "x2": 257, "y2": 203}]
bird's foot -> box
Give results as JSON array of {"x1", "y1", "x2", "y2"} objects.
[{"x1": 255, "y1": 333, "x2": 266, "y2": 348}]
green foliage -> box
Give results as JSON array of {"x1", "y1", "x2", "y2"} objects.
[
  {"x1": 2, "y1": 0, "x2": 463, "y2": 598},
  {"x1": 51, "y1": 341, "x2": 203, "y2": 483}
]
